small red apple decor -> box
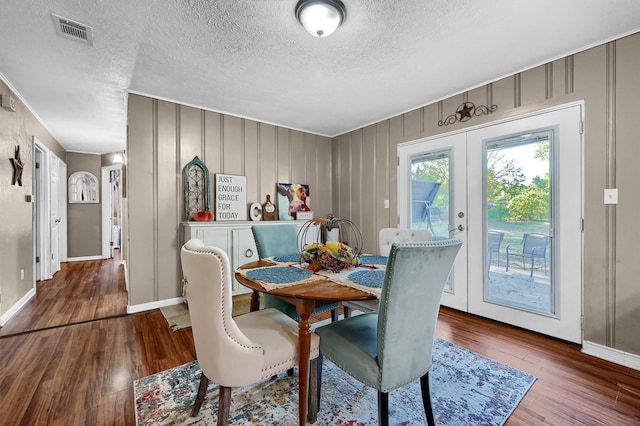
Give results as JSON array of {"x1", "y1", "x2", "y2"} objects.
[{"x1": 194, "y1": 211, "x2": 213, "y2": 221}]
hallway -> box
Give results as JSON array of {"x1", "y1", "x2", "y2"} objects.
[{"x1": 0, "y1": 251, "x2": 127, "y2": 337}]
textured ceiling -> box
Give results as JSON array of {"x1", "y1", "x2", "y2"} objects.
[{"x1": 1, "y1": 0, "x2": 639, "y2": 154}]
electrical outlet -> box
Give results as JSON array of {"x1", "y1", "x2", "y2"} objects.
[
  {"x1": 20, "y1": 269, "x2": 24, "y2": 280},
  {"x1": 384, "y1": 199, "x2": 389, "y2": 209}
]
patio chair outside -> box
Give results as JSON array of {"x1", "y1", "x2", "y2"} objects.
[
  {"x1": 488, "y1": 231, "x2": 505, "y2": 267},
  {"x1": 411, "y1": 180, "x2": 441, "y2": 235},
  {"x1": 505, "y1": 233, "x2": 550, "y2": 277}
]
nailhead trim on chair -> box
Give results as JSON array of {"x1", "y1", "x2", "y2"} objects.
[{"x1": 187, "y1": 246, "x2": 262, "y2": 350}]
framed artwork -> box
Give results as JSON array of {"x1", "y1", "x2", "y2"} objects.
[{"x1": 277, "y1": 183, "x2": 311, "y2": 220}]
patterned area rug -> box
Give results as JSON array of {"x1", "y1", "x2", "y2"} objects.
[{"x1": 134, "y1": 338, "x2": 535, "y2": 425}]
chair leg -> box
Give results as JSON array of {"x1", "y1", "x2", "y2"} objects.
[
  {"x1": 331, "y1": 307, "x2": 339, "y2": 322},
  {"x1": 420, "y1": 372, "x2": 436, "y2": 426},
  {"x1": 191, "y1": 372, "x2": 210, "y2": 417},
  {"x1": 308, "y1": 354, "x2": 322, "y2": 423},
  {"x1": 343, "y1": 305, "x2": 351, "y2": 318},
  {"x1": 378, "y1": 391, "x2": 389, "y2": 426},
  {"x1": 217, "y1": 385, "x2": 232, "y2": 426}
]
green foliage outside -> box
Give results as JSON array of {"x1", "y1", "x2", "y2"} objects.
[{"x1": 412, "y1": 139, "x2": 551, "y2": 225}]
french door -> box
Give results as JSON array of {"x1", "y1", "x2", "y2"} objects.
[{"x1": 398, "y1": 103, "x2": 583, "y2": 343}]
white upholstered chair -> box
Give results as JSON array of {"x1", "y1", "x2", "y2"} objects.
[
  {"x1": 180, "y1": 239, "x2": 321, "y2": 425},
  {"x1": 343, "y1": 228, "x2": 433, "y2": 317}
]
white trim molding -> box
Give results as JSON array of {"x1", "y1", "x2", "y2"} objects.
[
  {"x1": 583, "y1": 340, "x2": 640, "y2": 371},
  {"x1": 66, "y1": 255, "x2": 104, "y2": 262},
  {"x1": 127, "y1": 297, "x2": 185, "y2": 314},
  {"x1": 0, "y1": 288, "x2": 36, "y2": 327}
]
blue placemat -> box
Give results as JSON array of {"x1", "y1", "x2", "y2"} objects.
[
  {"x1": 246, "y1": 266, "x2": 313, "y2": 284},
  {"x1": 348, "y1": 270, "x2": 385, "y2": 288},
  {"x1": 272, "y1": 254, "x2": 302, "y2": 263},
  {"x1": 360, "y1": 255, "x2": 388, "y2": 266}
]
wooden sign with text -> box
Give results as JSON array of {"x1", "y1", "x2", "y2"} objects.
[{"x1": 215, "y1": 174, "x2": 247, "y2": 221}]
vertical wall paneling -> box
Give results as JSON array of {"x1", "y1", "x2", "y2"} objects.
[
  {"x1": 375, "y1": 121, "x2": 390, "y2": 231},
  {"x1": 492, "y1": 75, "x2": 515, "y2": 112},
  {"x1": 565, "y1": 55, "x2": 575, "y2": 94},
  {"x1": 126, "y1": 94, "x2": 332, "y2": 309},
  {"x1": 127, "y1": 94, "x2": 156, "y2": 305},
  {"x1": 204, "y1": 111, "x2": 222, "y2": 175},
  {"x1": 157, "y1": 100, "x2": 180, "y2": 300},
  {"x1": 362, "y1": 125, "x2": 377, "y2": 254},
  {"x1": 331, "y1": 32, "x2": 640, "y2": 356},
  {"x1": 574, "y1": 44, "x2": 608, "y2": 345},
  {"x1": 223, "y1": 115, "x2": 242, "y2": 175},
  {"x1": 613, "y1": 35, "x2": 640, "y2": 352},
  {"x1": 244, "y1": 120, "x2": 259, "y2": 205},
  {"x1": 605, "y1": 41, "x2": 617, "y2": 346},
  {"x1": 521, "y1": 66, "x2": 547, "y2": 106},
  {"x1": 259, "y1": 124, "x2": 277, "y2": 203},
  {"x1": 351, "y1": 130, "x2": 362, "y2": 241},
  {"x1": 514, "y1": 73, "x2": 522, "y2": 108}
]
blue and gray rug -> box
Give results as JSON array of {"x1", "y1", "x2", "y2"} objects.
[{"x1": 135, "y1": 337, "x2": 535, "y2": 425}]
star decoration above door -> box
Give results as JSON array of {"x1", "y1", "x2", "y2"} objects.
[
  {"x1": 9, "y1": 145, "x2": 24, "y2": 186},
  {"x1": 438, "y1": 101, "x2": 498, "y2": 127}
]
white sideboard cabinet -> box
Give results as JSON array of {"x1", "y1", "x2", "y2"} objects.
[{"x1": 182, "y1": 221, "x2": 317, "y2": 295}]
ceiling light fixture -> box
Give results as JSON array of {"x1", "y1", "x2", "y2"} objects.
[{"x1": 295, "y1": 0, "x2": 346, "y2": 38}]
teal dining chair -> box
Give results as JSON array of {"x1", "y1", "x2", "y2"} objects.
[
  {"x1": 315, "y1": 239, "x2": 462, "y2": 426},
  {"x1": 251, "y1": 224, "x2": 340, "y2": 322}
]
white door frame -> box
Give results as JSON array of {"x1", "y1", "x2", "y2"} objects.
[
  {"x1": 398, "y1": 102, "x2": 584, "y2": 344},
  {"x1": 33, "y1": 137, "x2": 67, "y2": 280},
  {"x1": 102, "y1": 165, "x2": 122, "y2": 258}
]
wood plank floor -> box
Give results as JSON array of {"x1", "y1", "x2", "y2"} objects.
[
  {"x1": 0, "y1": 257, "x2": 639, "y2": 425},
  {"x1": 0, "y1": 250, "x2": 127, "y2": 337}
]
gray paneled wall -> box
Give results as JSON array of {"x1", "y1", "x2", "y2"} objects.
[
  {"x1": 126, "y1": 95, "x2": 332, "y2": 306},
  {"x1": 332, "y1": 33, "x2": 640, "y2": 355}
]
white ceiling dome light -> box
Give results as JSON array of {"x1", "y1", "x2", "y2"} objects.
[{"x1": 295, "y1": 0, "x2": 346, "y2": 38}]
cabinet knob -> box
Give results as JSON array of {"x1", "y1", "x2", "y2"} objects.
[{"x1": 245, "y1": 249, "x2": 254, "y2": 258}]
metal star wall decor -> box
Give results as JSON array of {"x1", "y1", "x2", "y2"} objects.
[
  {"x1": 10, "y1": 145, "x2": 24, "y2": 186},
  {"x1": 438, "y1": 101, "x2": 498, "y2": 126}
]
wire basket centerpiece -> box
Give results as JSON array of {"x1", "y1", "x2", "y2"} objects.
[{"x1": 298, "y1": 215, "x2": 363, "y2": 273}]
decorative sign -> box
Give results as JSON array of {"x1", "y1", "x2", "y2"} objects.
[
  {"x1": 438, "y1": 101, "x2": 498, "y2": 127},
  {"x1": 215, "y1": 174, "x2": 247, "y2": 221}
]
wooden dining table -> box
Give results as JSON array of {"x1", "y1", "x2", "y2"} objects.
[{"x1": 235, "y1": 259, "x2": 378, "y2": 425}]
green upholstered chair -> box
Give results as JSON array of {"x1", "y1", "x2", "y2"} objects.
[
  {"x1": 315, "y1": 239, "x2": 462, "y2": 426},
  {"x1": 251, "y1": 224, "x2": 340, "y2": 322}
]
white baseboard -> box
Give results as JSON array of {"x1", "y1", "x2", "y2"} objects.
[
  {"x1": 66, "y1": 255, "x2": 104, "y2": 262},
  {"x1": 127, "y1": 297, "x2": 185, "y2": 314},
  {"x1": 0, "y1": 288, "x2": 36, "y2": 327},
  {"x1": 582, "y1": 340, "x2": 640, "y2": 371}
]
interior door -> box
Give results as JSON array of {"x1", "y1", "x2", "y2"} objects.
[
  {"x1": 398, "y1": 132, "x2": 468, "y2": 311},
  {"x1": 49, "y1": 153, "x2": 61, "y2": 275}
]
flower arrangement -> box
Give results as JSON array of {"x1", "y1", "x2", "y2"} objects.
[{"x1": 302, "y1": 241, "x2": 362, "y2": 273}]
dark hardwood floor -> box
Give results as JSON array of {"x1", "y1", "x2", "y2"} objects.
[
  {"x1": 0, "y1": 250, "x2": 128, "y2": 337},
  {"x1": 0, "y1": 256, "x2": 639, "y2": 425}
]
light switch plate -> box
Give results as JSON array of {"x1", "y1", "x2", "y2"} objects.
[{"x1": 604, "y1": 188, "x2": 618, "y2": 204}]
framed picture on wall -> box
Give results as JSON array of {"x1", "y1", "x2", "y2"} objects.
[{"x1": 276, "y1": 183, "x2": 311, "y2": 220}]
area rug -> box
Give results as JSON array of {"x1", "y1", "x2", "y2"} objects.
[{"x1": 134, "y1": 337, "x2": 536, "y2": 425}]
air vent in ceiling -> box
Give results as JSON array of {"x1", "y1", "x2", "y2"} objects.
[{"x1": 52, "y1": 14, "x2": 93, "y2": 46}]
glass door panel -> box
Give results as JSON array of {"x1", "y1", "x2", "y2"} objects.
[
  {"x1": 399, "y1": 132, "x2": 467, "y2": 311},
  {"x1": 485, "y1": 133, "x2": 553, "y2": 315}
]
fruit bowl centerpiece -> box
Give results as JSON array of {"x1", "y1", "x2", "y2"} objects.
[
  {"x1": 298, "y1": 215, "x2": 363, "y2": 273},
  {"x1": 301, "y1": 241, "x2": 361, "y2": 273}
]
